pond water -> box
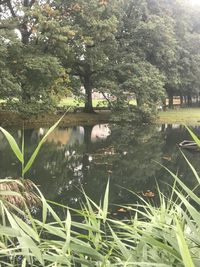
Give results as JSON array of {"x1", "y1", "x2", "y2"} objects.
[{"x1": 0, "y1": 123, "x2": 200, "y2": 212}]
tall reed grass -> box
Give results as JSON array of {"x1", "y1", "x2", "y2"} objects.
[{"x1": 0, "y1": 157, "x2": 200, "y2": 266}]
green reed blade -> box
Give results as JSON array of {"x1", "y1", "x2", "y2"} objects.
[{"x1": 0, "y1": 127, "x2": 23, "y2": 163}]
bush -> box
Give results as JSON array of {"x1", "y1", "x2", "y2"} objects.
[{"x1": 111, "y1": 105, "x2": 157, "y2": 124}]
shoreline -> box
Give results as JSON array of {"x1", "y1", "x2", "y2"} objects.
[
  {"x1": 0, "y1": 110, "x2": 111, "y2": 128},
  {"x1": 1, "y1": 108, "x2": 200, "y2": 128}
]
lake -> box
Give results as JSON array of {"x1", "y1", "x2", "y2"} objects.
[{"x1": 0, "y1": 123, "x2": 200, "y2": 213}]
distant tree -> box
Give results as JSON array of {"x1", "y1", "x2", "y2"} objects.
[
  {"x1": 111, "y1": 0, "x2": 166, "y2": 110},
  {"x1": 176, "y1": 4, "x2": 200, "y2": 106},
  {"x1": 120, "y1": 0, "x2": 179, "y2": 108},
  {"x1": 115, "y1": 56, "x2": 165, "y2": 108},
  {"x1": 152, "y1": 0, "x2": 200, "y2": 107}
]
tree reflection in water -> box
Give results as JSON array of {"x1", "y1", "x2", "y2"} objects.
[{"x1": 0, "y1": 124, "x2": 200, "y2": 212}]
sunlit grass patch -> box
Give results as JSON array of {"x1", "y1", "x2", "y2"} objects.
[
  {"x1": 59, "y1": 97, "x2": 109, "y2": 108},
  {"x1": 158, "y1": 108, "x2": 200, "y2": 125}
]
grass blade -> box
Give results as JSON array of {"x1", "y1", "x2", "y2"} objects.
[
  {"x1": 175, "y1": 218, "x2": 195, "y2": 267},
  {"x1": 185, "y1": 125, "x2": 200, "y2": 147},
  {"x1": 102, "y1": 180, "x2": 109, "y2": 223},
  {"x1": 0, "y1": 127, "x2": 23, "y2": 163}
]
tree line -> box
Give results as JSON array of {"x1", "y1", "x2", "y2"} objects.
[{"x1": 0, "y1": 0, "x2": 200, "y2": 115}]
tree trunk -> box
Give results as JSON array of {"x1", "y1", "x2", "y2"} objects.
[
  {"x1": 83, "y1": 125, "x2": 93, "y2": 145},
  {"x1": 180, "y1": 94, "x2": 183, "y2": 106},
  {"x1": 168, "y1": 94, "x2": 173, "y2": 109},
  {"x1": 20, "y1": 20, "x2": 31, "y2": 45},
  {"x1": 167, "y1": 124, "x2": 172, "y2": 130},
  {"x1": 184, "y1": 95, "x2": 187, "y2": 105},
  {"x1": 83, "y1": 78, "x2": 94, "y2": 113},
  {"x1": 22, "y1": 89, "x2": 31, "y2": 103},
  {"x1": 136, "y1": 97, "x2": 142, "y2": 107},
  {"x1": 162, "y1": 98, "x2": 167, "y2": 111},
  {"x1": 199, "y1": 93, "x2": 200, "y2": 106},
  {"x1": 187, "y1": 94, "x2": 192, "y2": 106},
  {"x1": 161, "y1": 124, "x2": 166, "y2": 132},
  {"x1": 82, "y1": 125, "x2": 93, "y2": 181}
]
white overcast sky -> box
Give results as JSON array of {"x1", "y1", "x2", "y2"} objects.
[{"x1": 190, "y1": 0, "x2": 200, "y2": 5}]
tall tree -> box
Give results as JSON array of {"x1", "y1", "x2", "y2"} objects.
[
  {"x1": 176, "y1": 4, "x2": 200, "y2": 106},
  {"x1": 58, "y1": 0, "x2": 121, "y2": 112},
  {"x1": 111, "y1": 0, "x2": 166, "y2": 110},
  {"x1": 0, "y1": 0, "x2": 71, "y2": 114}
]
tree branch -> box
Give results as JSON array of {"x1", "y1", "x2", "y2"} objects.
[
  {"x1": 24, "y1": 0, "x2": 29, "y2": 7},
  {"x1": 101, "y1": 91, "x2": 113, "y2": 108},
  {"x1": 29, "y1": 0, "x2": 36, "y2": 7},
  {"x1": 0, "y1": 22, "x2": 17, "y2": 29},
  {"x1": 7, "y1": 0, "x2": 16, "y2": 17},
  {"x1": 0, "y1": 0, "x2": 8, "y2": 5}
]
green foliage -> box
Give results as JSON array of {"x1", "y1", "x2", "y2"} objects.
[
  {"x1": 111, "y1": 105, "x2": 157, "y2": 124},
  {"x1": 62, "y1": 0, "x2": 121, "y2": 112},
  {"x1": 0, "y1": 1, "x2": 71, "y2": 115},
  {"x1": 117, "y1": 59, "x2": 165, "y2": 108},
  {"x1": 0, "y1": 31, "x2": 21, "y2": 99},
  {"x1": 1, "y1": 0, "x2": 200, "y2": 116}
]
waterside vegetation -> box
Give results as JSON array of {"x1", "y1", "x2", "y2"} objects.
[
  {"x1": 1, "y1": 107, "x2": 200, "y2": 128},
  {"x1": 1, "y1": 0, "x2": 200, "y2": 264},
  {"x1": 0, "y1": 152, "x2": 200, "y2": 266},
  {"x1": 0, "y1": 119, "x2": 200, "y2": 266}
]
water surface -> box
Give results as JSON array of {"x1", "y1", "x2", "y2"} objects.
[{"x1": 0, "y1": 123, "x2": 199, "y2": 211}]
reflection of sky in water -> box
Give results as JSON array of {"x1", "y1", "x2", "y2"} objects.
[
  {"x1": 43, "y1": 124, "x2": 111, "y2": 146},
  {"x1": 91, "y1": 124, "x2": 111, "y2": 142},
  {"x1": 40, "y1": 126, "x2": 84, "y2": 146},
  {"x1": 0, "y1": 124, "x2": 180, "y2": 150},
  {"x1": 47, "y1": 126, "x2": 84, "y2": 146}
]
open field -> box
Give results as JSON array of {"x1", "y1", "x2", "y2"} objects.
[
  {"x1": 59, "y1": 98, "x2": 137, "y2": 107},
  {"x1": 59, "y1": 98, "x2": 108, "y2": 107},
  {"x1": 158, "y1": 108, "x2": 200, "y2": 125}
]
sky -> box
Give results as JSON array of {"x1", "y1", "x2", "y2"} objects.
[{"x1": 190, "y1": 0, "x2": 200, "y2": 5}]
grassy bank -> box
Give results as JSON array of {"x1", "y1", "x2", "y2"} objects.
[
  {"x1": 0, "y1": 110, "x2": 111, "y2": 128},
  {"x1": 158, "y1": 108, "x2": 200, "y2": 125},
  {"x1": 1, "y1": 107, "x2": 200, "y2": 128}
]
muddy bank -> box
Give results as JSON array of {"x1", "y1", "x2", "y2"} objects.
[{"x1": 0, "y1": 110, "x2": 111, "y2": 128}]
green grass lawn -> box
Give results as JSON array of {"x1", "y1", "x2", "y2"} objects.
[
  {"x1": 59, "y1": 98, "x2": 137, "y2": 107},
  {"x1": 58, "y1": 99, "x2": 200, "y2": 125},
  {"x1": 2, "y1": 96, "x2": 200, "y2": 126},
  {"x1": 158, "y1": 108, "x2": 200, "y2": 125},
  {"x1": 59, "y1": 98, "x2": 108, "y2": 108}
]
